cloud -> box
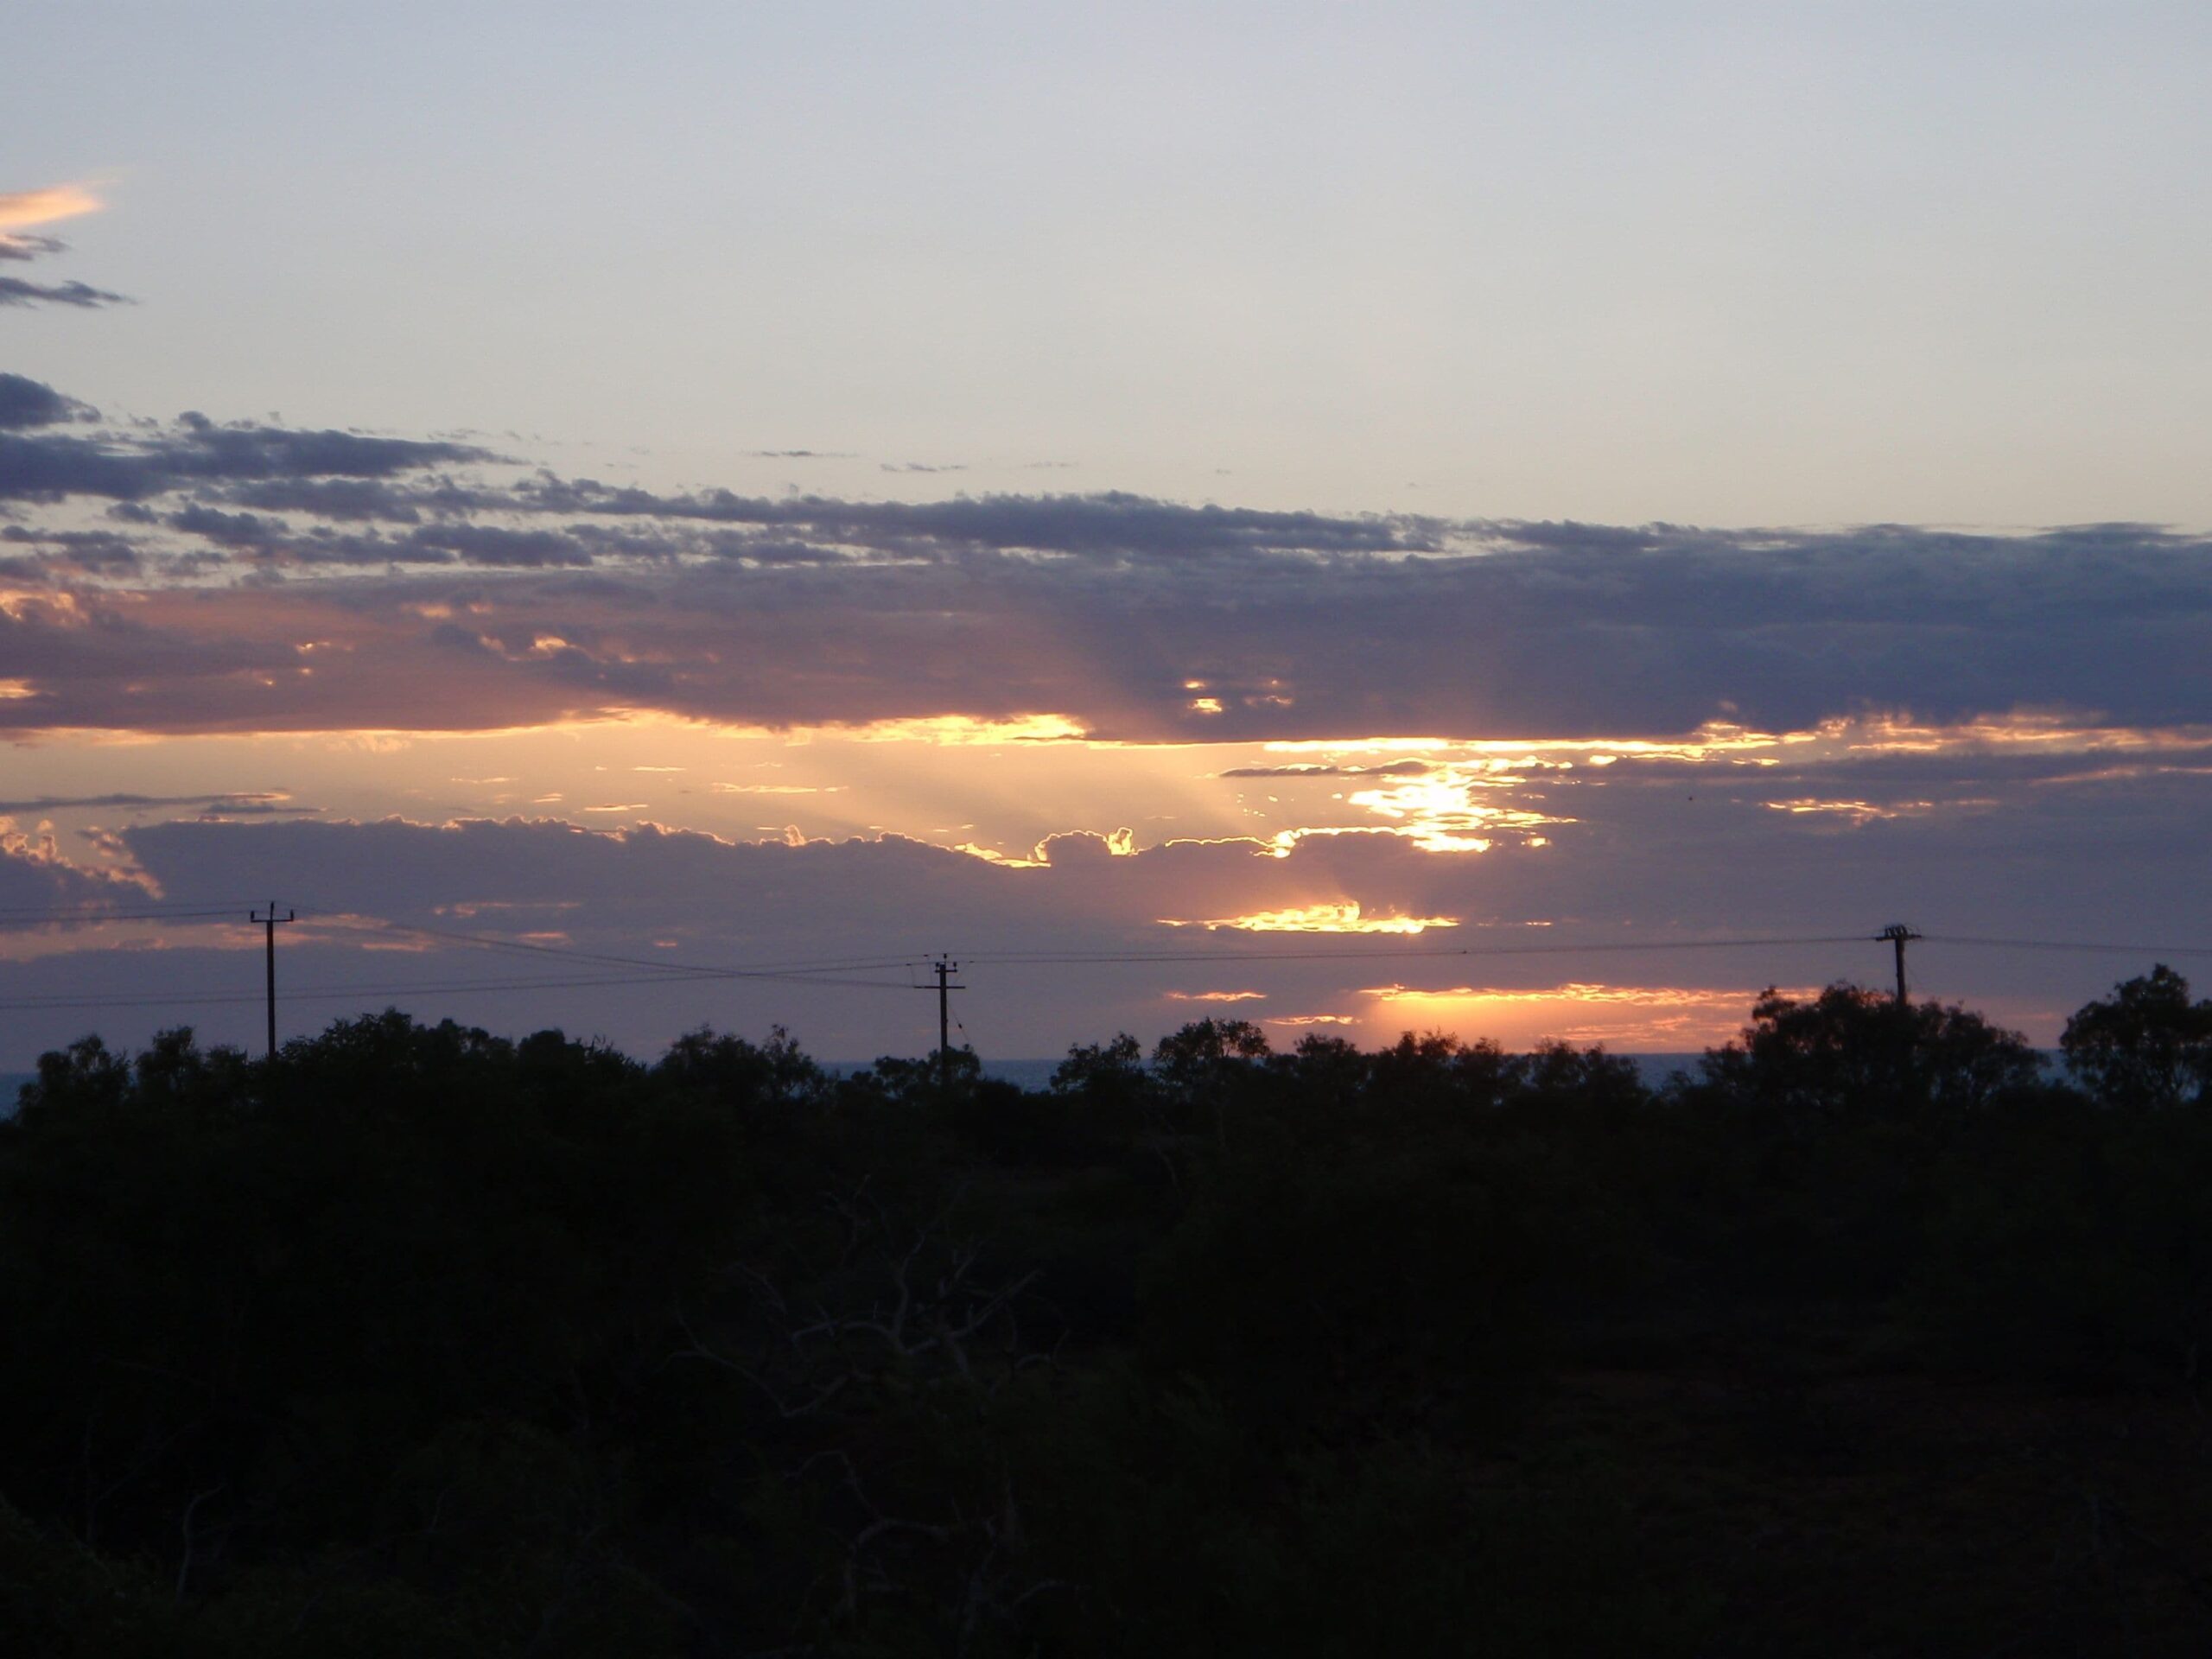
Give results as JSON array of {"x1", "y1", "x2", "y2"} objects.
[
  {"x1": 496, "y1": 477, "x2": 1439, "y2": 559},
  {"x1": 2, "y1": 377, "x2": 2210, "y2": 753},
  {"x1": 0, "y1": 189, "x2": 127, "y2": 308},
  {"x1": 1219, "y1": 760, "x2": 1437, "y2": 779},
  {"x1": 0, "y1": 791, "x2": 298, "y2": 817},
  {"x1": 0, "y1": 413, "x2": 493, "y2": 505},
  {"x1": 0, "y1": 183, "x2": 103, "y2": 233},
  {"x1": 0, "y1": 730, "x2": 2189, "y2": 1064},
  {"x1": 6, "y1": 508, "x2": 2212, "y2": 745},
  {"x1": 0, "y1": 540, "x2": 145, "y2": 583},
  {"x1": 0, "y1": 375, "x2": 95, "y2": 430},
  {"x1": 114, "y1": 817, "x2": 1479, "y2": 958},
  {"x1": 0, "y1": 275, "x2": 130, "y2": 309},
  {"x1": 209, "y1": 477, "x2": 433, "y2": 522},
  {"x1": 403, "y1": 524, "x2": 595, "y2": 568},
  {"x1": 0, "y1": 234, "x2": 66, "y2": 263},
  {"x1": 0, "y1": 820, "x2": 147, "y2": 914},
  {"x1": 165, "y1": 505, "x2": 291, "y2": 549}
]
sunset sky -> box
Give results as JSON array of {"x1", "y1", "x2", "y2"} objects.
[{"x1": 5, "y1": 2, "x2": 2210, "y2": 1066}]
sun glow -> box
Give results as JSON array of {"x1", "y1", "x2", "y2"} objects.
[
  {"x1": 1357, "y1": 982, "x2": 1824, "y2": 1049},
  {"x1": 1159, "y1": 902, "x2": 1457, "y2": 935},
  {"x1": 846, "y1": 713, "x2": 1091, "y2": 745}
]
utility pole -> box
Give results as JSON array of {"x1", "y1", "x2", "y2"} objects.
[
  {"x1": 1875, "y1": 923, "x2": 1921, "y2": 1007},
  {"x1": 251, "y1": 901, "x2": 295, "y2": 1058},
  {"x1": 923, "y1": 955, "x2": 964, "y2": 1095}
]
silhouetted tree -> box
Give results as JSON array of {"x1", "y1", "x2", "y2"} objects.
[
  {"x1": 1700, "y1": 983, "x2": 2038, "y2": 1118},
  {"x1": 2061, "y1": 964, "x2": 2212, "y2": 1110},
  {"x1": 1150, "y1": 1018, "x2": 1271, "y2": 1092},
  {"x1": 1050, "y1": 1033, "x2": 1153, "y2": 1109}
]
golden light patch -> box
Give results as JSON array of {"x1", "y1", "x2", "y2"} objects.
[
  {"x1": 1764, "y1": 798, "x2": 1934, "y2": 824},
  {"x1": 1343, "y1": 775, "x2": 1569, "y2": 850},
  {"x1": 1355, "y1": 981, "x2": 1826, "y2": 1050},
  {"x1": 1159, "y1": 901, "x2": 1457, "y2": 935},
  {"x1": 847, "y1": 713, "x2": 1091, "y2": 745},
  {"x1": 955, "y1": 842, "x2": 1048, "y2": 868},
  {"x1": 0, "y1": 590, "x2": 88, "y2": 625},
  {"x1": 1363, "y1": 981, "x2": 1761, "y2": 1007}
]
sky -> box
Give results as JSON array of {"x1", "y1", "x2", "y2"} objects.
[{"x1": 3, "y1": 1, "x2": 2210, "y2": 1066}]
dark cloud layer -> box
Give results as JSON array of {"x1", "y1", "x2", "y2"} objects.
[
  {"x1": 0, "y1": 373, "x2": 92, "y2": 429},
  {"x1": 0, "y1": 397, "x2": 493, "y2": 504},
  {"x1": 0, "y1": 376, "x2": 2208, "y2": 746}
]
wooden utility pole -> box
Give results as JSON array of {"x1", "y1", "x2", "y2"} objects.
[
  {"x1": 251, "y1": 901, "x2": 295, "y2": 1058},
  {"x1": 925, "y1": 955, "x2": 964, "y2": 1094},
  {"x1": 1876, "y1": 923, "x2": 1921, "y2": 1007}
]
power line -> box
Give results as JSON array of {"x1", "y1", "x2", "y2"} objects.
[
  {"x1": 1924, "y1": 934, "x2": 2212, "y2": 959},
  {"x1": 0, "y1": 906, "x2": 257, "y2": 928},
  {"x1": 11, "y1": 898, "x2": 2206, "y2": 970},
  {"x1": 956, "y1": 933, "x2": 1874, "y2": 967},
  {"x1": 0, "y1": 897, "x2": 264, "y2": 918},
  {"x1": 0, "y1": 963, "x2": 920, "y2": 1015},
  {"x1": 2, "y1": 900, "x2": 2209, "y2": 1032},
  {"x1": 307, "y1": 916, "x2": 923, "y2": 981}
]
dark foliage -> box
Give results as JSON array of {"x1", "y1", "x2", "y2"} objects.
[
  {"x1": 2062, "y1": 963, "x2": 2212, "y2": 1111},
  {"x1": 4, "y1": 975, "x2": 2212, "y2": 1653}
]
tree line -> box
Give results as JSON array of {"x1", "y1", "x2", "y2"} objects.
[{"x1": 3, "y1": 968, "x2": 2212, "y2": 1655}]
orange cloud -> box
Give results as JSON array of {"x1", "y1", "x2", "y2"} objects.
[{"x1": 0, "y1": 182, "x2": 104, "y2": 233}]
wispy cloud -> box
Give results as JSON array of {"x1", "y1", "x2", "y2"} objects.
[
  {"x1": 0, "y1": 183, "x2": 104, "y2": 234},
  {"x1": 0, "y1": 791, "x2": 299, "y2": 816},
  {"x1": 0, "y1": 275, "x2": 130, "y2": 309},
  {"x1": 0, "y1": 185, "x2": 128, "y2": 308}
]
